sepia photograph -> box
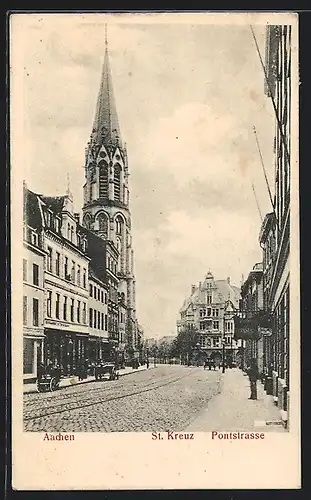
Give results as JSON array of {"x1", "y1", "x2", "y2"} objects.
[{"x1": 11, "y1": 11, "x2": 300, "y2": 490}]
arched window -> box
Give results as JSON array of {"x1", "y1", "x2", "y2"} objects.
[
  {"x1": 96, "y1": 212, "x2": 109, "y2": 239},
  {"x1": 115, "y1": 215, "x2": 123, "y2": 235},
  {"x1": 99, "y1": 161, "x2": 109, "y2": 198},
  {"x1": 114, "y1": 164, "x2": 121, "y2": 201}
]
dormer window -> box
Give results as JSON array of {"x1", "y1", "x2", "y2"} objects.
[{"x1": 46, "y1": 211, "x2": 52, "y2": 226}]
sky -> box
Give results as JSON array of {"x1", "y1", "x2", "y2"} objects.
[{"x1": 14, "y1": 13, "x2": 277, "y2": 339}]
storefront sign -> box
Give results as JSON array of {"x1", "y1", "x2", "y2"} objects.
[{"x1": 45, "y1": 319, "x2": 70, "y2": 328}]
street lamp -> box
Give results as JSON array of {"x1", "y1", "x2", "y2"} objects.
[{"x1": 222, "y1": 337, "x2": 226, "y2": 373}]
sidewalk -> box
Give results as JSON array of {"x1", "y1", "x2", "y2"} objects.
[
  {"x1": 23, "y1": 365, "x2": 152, "y2": 395},
  {"x1": 184, "y1": 368, "x2": 285, "y2": 432}
]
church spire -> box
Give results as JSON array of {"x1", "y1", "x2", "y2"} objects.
[{"x1": 91, "y1": 24, "x2": 122, "y2": 149}]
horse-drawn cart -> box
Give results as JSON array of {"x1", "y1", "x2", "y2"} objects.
[{"x1": 94, "y1": 362, "x2": 119, "y2": 381}]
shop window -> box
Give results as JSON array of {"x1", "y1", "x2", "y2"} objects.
[{"x1": 23, "y1": 338, "x2": 34, "y2": 374}]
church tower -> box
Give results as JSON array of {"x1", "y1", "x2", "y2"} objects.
[{"x1": 82, "y1": 30, "x2": 137, "y2": 352}]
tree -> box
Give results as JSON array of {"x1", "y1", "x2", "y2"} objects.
[{"x1": 173, "y1": 324, "x2": 199, "y2": 364}]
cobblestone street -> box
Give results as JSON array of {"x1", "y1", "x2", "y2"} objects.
[{"x1": 24, "y1": 366, "x2": 221, "y2": 433}]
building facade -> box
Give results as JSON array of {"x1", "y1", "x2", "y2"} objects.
[
  {"x1": 239, "y1": 263, "x2": 265, "y2": 375},
  {"x1": 39, "y1": 191, "x2": 90, "y2": 376},
  {"x1": 87, "y1": 268, "x2": 109, "y2": 363},
  {"x1": 23, "y1": 186, "x2": 46, "y2": 381},
  {"x1": 81, "y1": 40, "x2": 138, "y2": 361},
  {"x1": 178, "y1": 272, "x2": 241, "y2": 365},
  {"x1": 264, "y1": 25, "x2": 291, "y2": 425}
]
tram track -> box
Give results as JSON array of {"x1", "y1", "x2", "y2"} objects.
[{"x1": 24, "y1": 369, "x2": 201, "y2": 422}]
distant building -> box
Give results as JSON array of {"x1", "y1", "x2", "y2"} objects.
[
  {"x1": 158, "y1": 335, "x2": 175, "y2": 345},
  {"x1": 178, "y1": 272, "x2": 241, "y2": 365},
  {"x1": 23, "y1": 185, "x2": 46, "y2": 381}
]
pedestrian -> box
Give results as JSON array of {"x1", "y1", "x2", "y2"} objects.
[{"x1": 247, "y1": 358, "x2": 259, "y2": 400}]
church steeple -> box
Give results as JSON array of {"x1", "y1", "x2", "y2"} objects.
[{"x1": 91, "y1": 25, "x2": 122, "y2": 149}]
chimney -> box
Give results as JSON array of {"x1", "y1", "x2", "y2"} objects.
[
  {"x1": 74, "y1": 213, "x2": 80, "y2": 224},
  {"x1": 227, "y1": 277, "x2": 230, "y2": 284},
  {"x1": 191, "y1": 285, "x2": 196, "y2": 294}
]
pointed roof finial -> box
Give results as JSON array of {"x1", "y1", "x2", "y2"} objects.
[
  {"x1": 66, "y1": 173, "x2": 73, "y2": 201},
  {"x1": 92, "y1": 26, "x2": 122, "y2": 149}
]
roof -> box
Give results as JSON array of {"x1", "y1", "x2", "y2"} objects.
[
  {"x1": 91, "y1": 47, "x2": 122, "y2": 149},
  {"x1": 23, "y1": 185, "x2": 43, "y2": 229},
  {"x1": 78, "y1": 224, "x2": 118, "y2": 283},
  {"x1": 89, "y1": 265, "x2": 109, "y2": 288},
  {"x1": 180, "y1": 278, "x2": 240, "y2": 313},
  {"x1": 40, "y1": 196, "x2": 65, "y2": 215}
]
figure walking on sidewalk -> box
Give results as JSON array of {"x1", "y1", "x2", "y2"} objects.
[{"x1": 247, "y1": 358, "x2": 259, "y2": 400}]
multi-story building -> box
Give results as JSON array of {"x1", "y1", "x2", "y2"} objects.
[
  {"x1": 78, "y1": 225, "x2": 121, "y2": 361},
  {"x1": 178, "y1": 272, "x2": 241, "y2": 365},
  {"x1": 23, "y1": 185, "x2": 46, "y2": 381},
  {"x1": 239, "y1": 263, "x2": 265, "y2": 374},
  {"x1": 259, "y1": 212, "x2": 276, "y2": 379},
  {"x1": 263, "y1": 24, "x2": 291, "y2": 425},
  {"x1": 87, "y1": 267, "x2": 109, "y2": 363},
  {"x1": 81, "y1": 38, "x2": 138, "y2": 361},
  {"x1": 39, "y1": 190, "x2": 90, "y2": 376}
]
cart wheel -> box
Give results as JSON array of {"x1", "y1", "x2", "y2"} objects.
[{"x1": 50, "y1": 377, "x2": 58, "y2": 392}]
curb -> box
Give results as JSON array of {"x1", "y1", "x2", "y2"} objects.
[{"x1": 23, "y1": 366, "x2": 154, "y2": 394}]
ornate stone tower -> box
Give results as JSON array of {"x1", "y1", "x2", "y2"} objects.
[{"x1": 82, "y1": 33, "x2": 137, "y2": 352}]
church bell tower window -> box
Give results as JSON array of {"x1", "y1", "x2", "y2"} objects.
[
  {"x1": 114, "y1": 164, "x2": 121, "y2": 201},
  {"x1": 99, "y1": 162, "x2": 109, "y2": 198}
]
